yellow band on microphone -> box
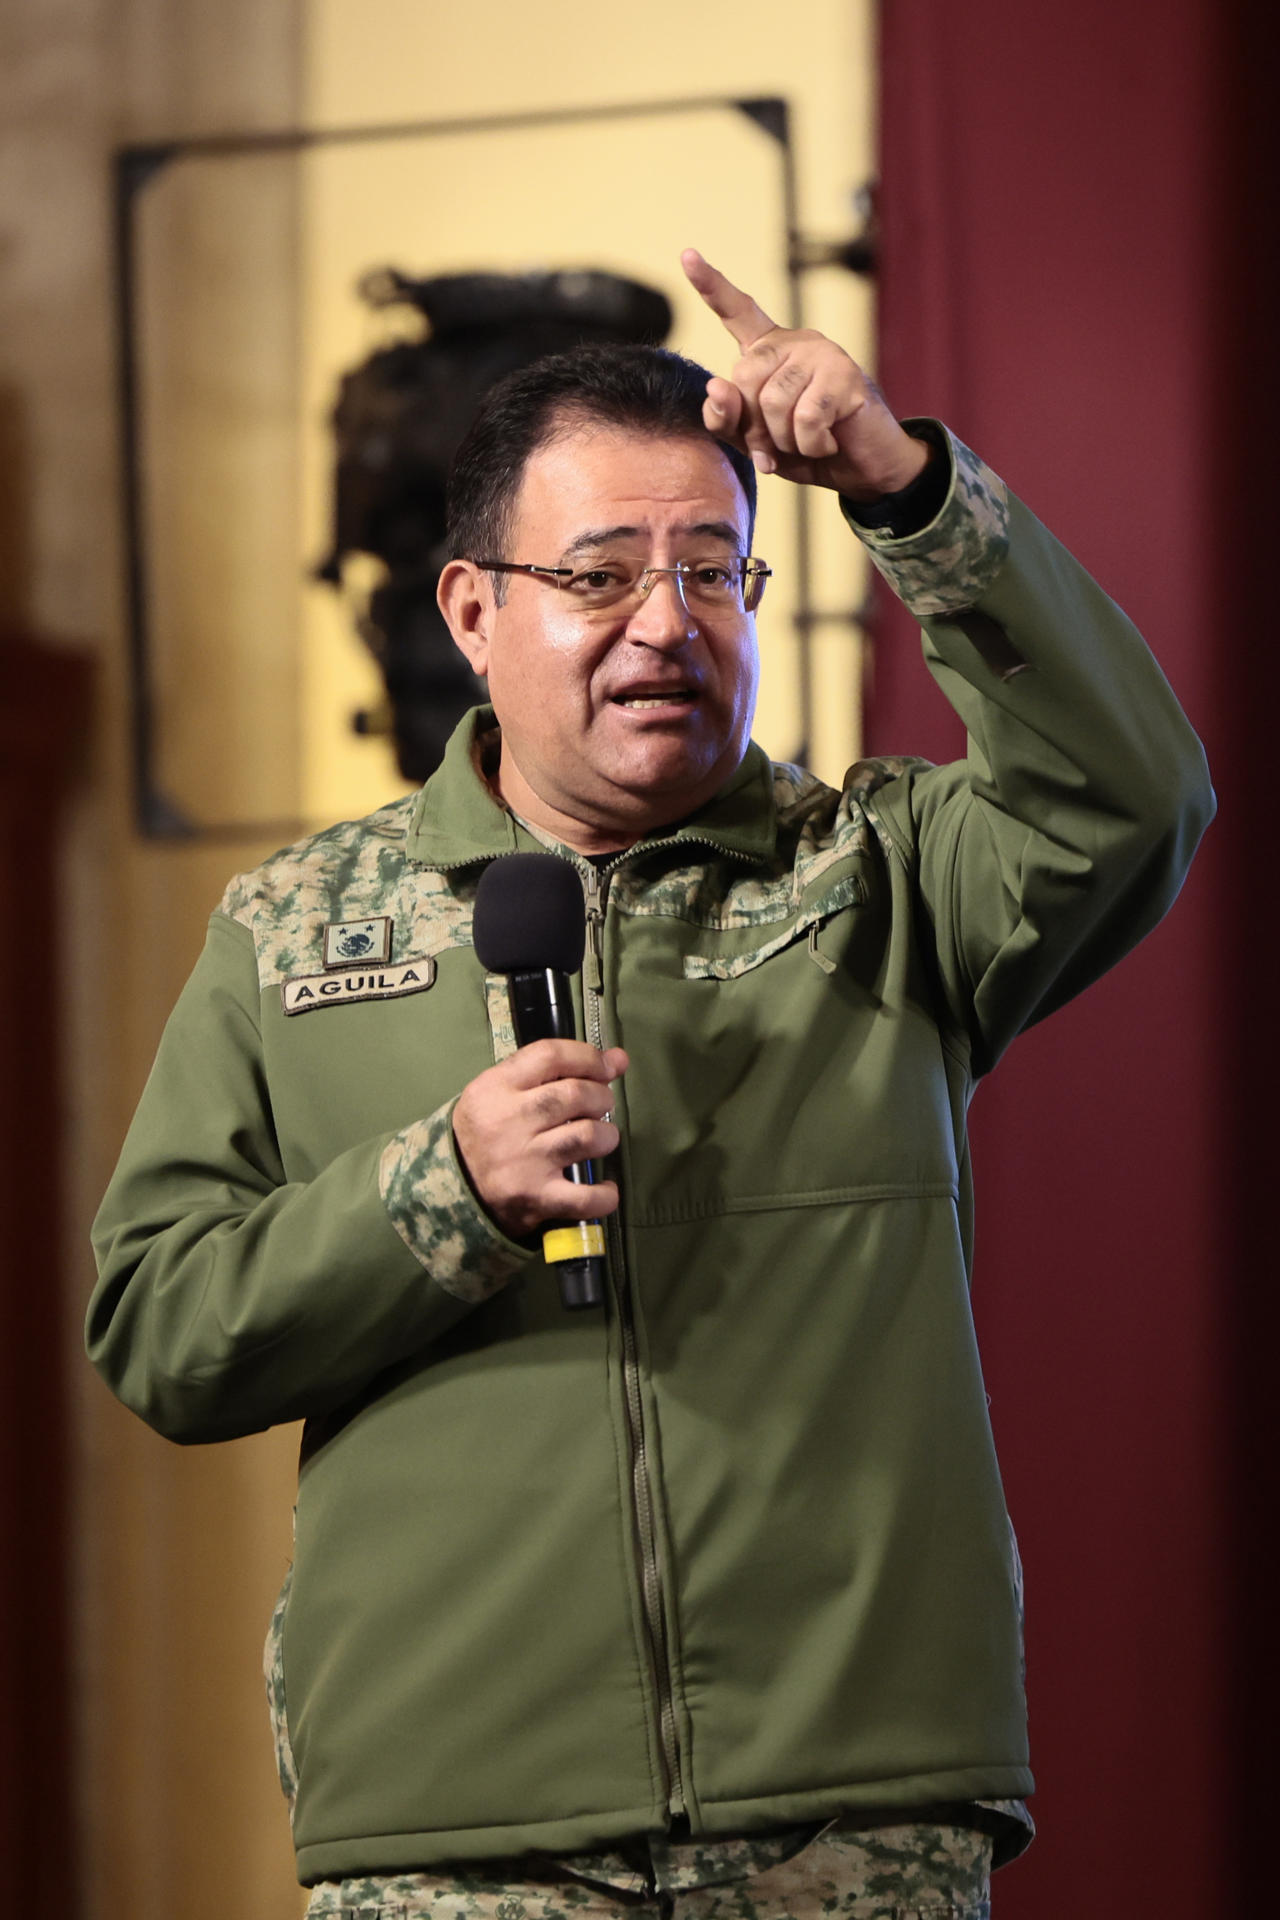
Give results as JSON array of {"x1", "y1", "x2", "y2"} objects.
[{"x1": 542, "y1": 1222, "x2": 606, "y2": 1264}]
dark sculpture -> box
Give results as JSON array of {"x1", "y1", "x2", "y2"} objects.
[{"x1": 315, "y1": 267, "x2": 673, "y2": 782}]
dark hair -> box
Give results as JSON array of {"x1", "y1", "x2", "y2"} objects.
[{"x1": 445, "y1": 344, "x2": 756, "y2": 587}]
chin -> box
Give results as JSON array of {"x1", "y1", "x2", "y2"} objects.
[
  {"x1": 613, "y1": 755, "x2": 712, "y2": 799},
  {"x1": 605, "y1": 756, "x2": 734, "y2": 823}
]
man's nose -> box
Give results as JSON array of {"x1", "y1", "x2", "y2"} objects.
[{"x1": 624, "y1": 569, "x2": 699, "y2": 648}]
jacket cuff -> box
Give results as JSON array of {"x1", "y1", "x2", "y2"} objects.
[
  {"x1": 842, "y1": 420, "x2": 1010, "y2": 617},
  {"x1": 379, "y1": 1101, "x2": 531, "y2": 1303}
]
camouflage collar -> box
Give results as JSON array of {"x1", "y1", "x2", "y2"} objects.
[{"x1": 403, "y1": 705, "x2": 779, "y2": 872}]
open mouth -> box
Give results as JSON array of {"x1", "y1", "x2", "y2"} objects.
[{"x1": 611, "y1": 689, "x2": 698, "y2": 710}]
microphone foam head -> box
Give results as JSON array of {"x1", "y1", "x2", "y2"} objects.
[{"x1": 472, "y1": 852, "x2": 586, "y2": 975}]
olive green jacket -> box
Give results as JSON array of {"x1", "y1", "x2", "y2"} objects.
[{"x1": 88, "y1": 432, "x2": 1213, "y2": 1885}]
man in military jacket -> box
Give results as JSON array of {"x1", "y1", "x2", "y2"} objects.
[{"x1": 88, "y1": 252, "x2": 1214, "y2": 1918}]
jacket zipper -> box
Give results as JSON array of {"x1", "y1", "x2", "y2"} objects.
[
  {"x1": 458, "y1": 834, "x2": 755, "y2": 1820},
  {"x1": 580, "y1": 860, "x2": 687, "y2": 1821}
]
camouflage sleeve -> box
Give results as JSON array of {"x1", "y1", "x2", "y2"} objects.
[
  {"x1": 379, "y1": 1103, "x2": 532, "y2": 1303},
  {"x1": 841, "y1": 421, "x2": 1010, "y2": 617}
]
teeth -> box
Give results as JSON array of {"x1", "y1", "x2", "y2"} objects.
[{"x1": 618, "y1": 693, "x2": 692, "y2": 708}]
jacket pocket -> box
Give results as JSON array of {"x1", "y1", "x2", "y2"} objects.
[{"x1": 681, "y1": 871, "x2": 866, "y2": 981}]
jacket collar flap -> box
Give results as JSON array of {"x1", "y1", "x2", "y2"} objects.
[{"x1": 403, "y1": 707, "x2": 779, "y2": 872}]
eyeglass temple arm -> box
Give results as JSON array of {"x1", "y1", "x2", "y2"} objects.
[{"x1": 470, "y1": 560, "x2": 572, "y2": 580}]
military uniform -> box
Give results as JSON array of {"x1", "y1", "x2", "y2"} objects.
[
  {"x1": 301, "y1": 1821, "x2": 996, "y2": 1919},
  {"x1": 88, "y1": 428, "x2": 1212, "y2": 1906}
]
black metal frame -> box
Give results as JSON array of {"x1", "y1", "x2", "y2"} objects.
[{"x1": 113, "y1": 95, "x2": 807, "y2": 838}]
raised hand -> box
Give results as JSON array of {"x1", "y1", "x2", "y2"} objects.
[{"x1": 681, "y1": 248, "x2": 932, "y2": 502}]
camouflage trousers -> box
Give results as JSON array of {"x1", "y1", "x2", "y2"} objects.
[{"x1": 304, "y1": 1822, "x2": 993, "y2": 1920}]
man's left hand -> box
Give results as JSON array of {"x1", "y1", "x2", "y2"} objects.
[{"x1": 681, "y1": 248, "x2": 932, "y2": 503}]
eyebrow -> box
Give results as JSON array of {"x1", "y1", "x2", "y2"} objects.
[{"x1": 560, "y1": 520, "x2": 745, "y2": 560}]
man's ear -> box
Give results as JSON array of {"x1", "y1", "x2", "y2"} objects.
[{"x1": 437, "y1": 560, "x2": 493, "y2": 677}]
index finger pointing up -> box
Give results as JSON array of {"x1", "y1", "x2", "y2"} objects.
[{"x1": 681, "y1": 248, "x2": 779, "y2": 349}]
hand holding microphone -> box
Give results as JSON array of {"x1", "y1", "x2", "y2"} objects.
[{"x1": 457, "y1": 855, "x2": 625, "y2": 1309}]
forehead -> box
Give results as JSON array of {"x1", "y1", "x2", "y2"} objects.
[{"x1": 509, "y1": 424, "x2": 751, "y2": 555}]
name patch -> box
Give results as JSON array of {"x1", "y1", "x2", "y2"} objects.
[{"x1": 282, "y1": 957, "x2": 436, "y2": 1016}]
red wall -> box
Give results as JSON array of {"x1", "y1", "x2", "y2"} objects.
[
  {"x1": 0, "y1": 637, "x2": 91, "y2": 1909},
  {"x1": 873, "y1": 4, "x2": 1277, "y2": 1912}
]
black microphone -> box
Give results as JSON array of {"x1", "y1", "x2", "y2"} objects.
[{"x1": 472, "y1": 853, "x2": 609, "y2": 1310}]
